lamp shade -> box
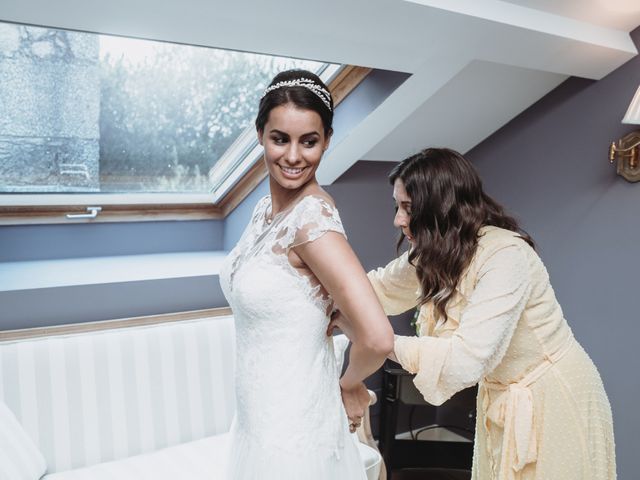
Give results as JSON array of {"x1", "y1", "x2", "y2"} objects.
[{"x1": 622, "y1": 85, "x2": 640, "y2": 125}]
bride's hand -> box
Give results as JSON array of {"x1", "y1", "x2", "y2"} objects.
[{"x1": 339, "y1": 379, "x2": 370, "y2": 433}]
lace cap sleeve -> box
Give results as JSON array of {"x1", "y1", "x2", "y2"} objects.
[
  {"x1": 251, "y1": 195, "x2": 271, "y2": 223},
  {"x1": 281, "y1": 195, "x2": 346, "y2": 251}
]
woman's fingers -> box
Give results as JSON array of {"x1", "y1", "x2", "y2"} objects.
[
  {"x1": 327, "y1": 309, "x2": 343, "y2": 336},
  {"x1": 326, "y1": 318, "x2": 339, "y2": 336}
]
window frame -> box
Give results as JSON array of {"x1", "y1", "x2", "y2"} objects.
[{"x1": 0, "y1": 65, "x2": 371, "y2": 225}]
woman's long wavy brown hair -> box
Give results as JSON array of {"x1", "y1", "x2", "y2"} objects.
[{"x1": 389, "y1": 148, "x2": 534, "y2": 321}]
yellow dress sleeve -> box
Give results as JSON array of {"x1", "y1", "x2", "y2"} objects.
[
  {"x1": 367, "y1": 251, "x2": 420, "y2": 316},
  {"x1": 393, "y1": 245, "x2": 532, "y2": 406}
]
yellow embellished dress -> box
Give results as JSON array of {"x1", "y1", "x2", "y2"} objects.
[{"x1": 368, "y1": 226, "x2": 616, "y2": 480}]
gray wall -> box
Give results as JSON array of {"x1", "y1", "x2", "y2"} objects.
[
  {"x1": 467, "y1": 25, "x2": 640, "y2": 480},
  {"x1": 0, "y1": 220, "x2": 227, "y2": 329},
  {"x1": 0, "y1": 276, "x2": 225, "y2": 329},
  {"x1": 0, "y1": 220, "x2": 224, "y2": 262}
]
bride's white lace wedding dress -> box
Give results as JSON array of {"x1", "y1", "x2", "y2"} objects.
[{"x1": 219, "y1": 194, "x2": 367, "y2": 479}]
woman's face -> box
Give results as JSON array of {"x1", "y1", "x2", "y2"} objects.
[
  {"x1": 258, "y1": 103, "x2": 330, "y2": 192},
  {"x1": 393, "y1": 178, "x2": 415, "y2": 244}
]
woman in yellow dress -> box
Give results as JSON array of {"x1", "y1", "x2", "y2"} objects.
[{"x1": 331, "y1": 147, "x2": 616, "y2": 479}]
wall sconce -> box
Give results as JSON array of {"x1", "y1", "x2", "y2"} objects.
[{"x1": 610, "y1": 86, "x2": 640, "y2": 182}]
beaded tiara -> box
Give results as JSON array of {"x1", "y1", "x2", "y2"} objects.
[{"x1": 261, "y1": 78, "x2": 332, "y2": 111}]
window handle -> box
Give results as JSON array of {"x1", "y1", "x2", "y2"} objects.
[{"x1": 66, "y1": 206, "x2": 102, "y2": 219}]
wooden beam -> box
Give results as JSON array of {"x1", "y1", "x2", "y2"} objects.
[{"x1": 331, "y1": 66, "x2": 373, "y2": 107}]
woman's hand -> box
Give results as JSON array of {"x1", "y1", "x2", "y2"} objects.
[
  {"x1": 327, "y1": 309, "x2": 359, "y2": 339},
  {"x1": 340, "y1": 378, "x2": 370, "y2": 433},
  {"x1": 327, "y1": 309, "x2": 346, "y2": 337}
]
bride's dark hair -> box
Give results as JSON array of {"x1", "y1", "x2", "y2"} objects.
[
  {"x1": 255, "y1": 69, "x2": 333, "y2": 135},
  {"x1": 389, "y1": 147, "x2": 534, "y2": 321}
]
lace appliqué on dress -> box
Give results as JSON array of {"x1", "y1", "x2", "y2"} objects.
[
  {"x1": 271, "y1": 196, "x2": 346, "y2": 314},
  {"x1": 227, "y1": 194, "x2": 346, "y2": 315},
  {"x1": 219, "y1": 194, "x2": 367, "y2": 479},
  {"x1": 227, "y1": 196, "x2": 272, "y2": 289}
]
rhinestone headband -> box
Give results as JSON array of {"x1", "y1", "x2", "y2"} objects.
[{"x1": 261, "y1": 78, "x2": 332, "y2": 111}]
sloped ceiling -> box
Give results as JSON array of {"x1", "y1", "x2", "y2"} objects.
[{"x1": 2, "y1": 0, "x2": 639, "y2": 183}]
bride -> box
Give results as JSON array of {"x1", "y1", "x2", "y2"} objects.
[{"x1": 219, "y1": 69, "x2": 394, "y2": 479}]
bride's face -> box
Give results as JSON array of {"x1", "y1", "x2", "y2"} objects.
[
  {"x1": 393, "y1": 178, "x2": 415, "y2": 245},
  {"x1": 258, "y1": 103, "x2": 331, "y2": 191}
]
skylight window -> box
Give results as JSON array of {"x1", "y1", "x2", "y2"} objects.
[{"x1": 0, "y1": 21, "x2": 338, "y2": 198}]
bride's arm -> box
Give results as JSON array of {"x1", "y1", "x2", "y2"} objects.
[{"x1": 294, "y1": 232, "x2": 394, "y2": 385}]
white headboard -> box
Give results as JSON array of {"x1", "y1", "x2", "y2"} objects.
[{"x1": 0, "y1": 314, "x2": 236, "y2": 474}]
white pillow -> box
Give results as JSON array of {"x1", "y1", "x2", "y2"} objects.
[{"x1": 0, "y1": 401, "x2": 47, "y2": 480}]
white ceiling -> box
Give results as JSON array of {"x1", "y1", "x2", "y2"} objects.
[
  {"x1": 1, "y1": 0, "x2": 638, "y2": 184},
  {"x1": 501, "y1": 0, "x2": 640, "y2": 31}
]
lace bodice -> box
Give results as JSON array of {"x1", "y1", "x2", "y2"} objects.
[
  {"x1": 219, "y1": 194, "x2": 366, "y2": 478},
  {"x1": 223, "y1": 194, "x2": 346, "y2": 315}
]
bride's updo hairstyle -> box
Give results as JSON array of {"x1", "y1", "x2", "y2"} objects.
[
  {"x1": 255, "y1": 69, "x2": 334, "y2": 136},
  {"x1": 390, "y1": 147, "x2": 535, "y2": 322}
]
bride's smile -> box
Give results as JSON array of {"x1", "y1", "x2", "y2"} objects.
[
  {"x1": 277, "y1": 164, "x2": 307, "y2": 179},
  {"x1": 258, "y1": 103, "x2": 331, "y2": 195}
]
